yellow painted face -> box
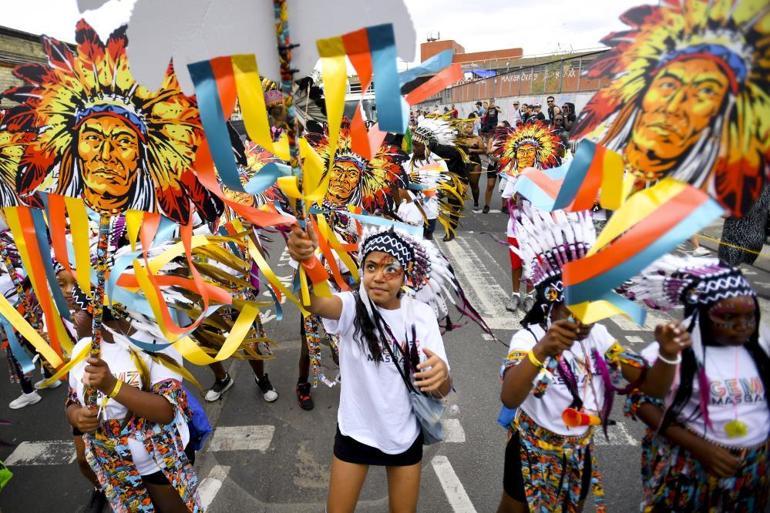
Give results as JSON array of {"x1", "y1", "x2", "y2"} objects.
[
  {"x1": 77, "y1": 115, "x2": 141, "y2": 213},
  {"x1": 631, "y1": 58, "x2": 729, "y2": 166},
  {"x1": 326, "y1": 160, "x2": 361, "y2": 205},
  {"x1": 515, "y1": 143, "x2": 537, "y2": 170}
]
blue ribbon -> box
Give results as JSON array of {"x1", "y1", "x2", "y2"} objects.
[
  {"x1": 398, "y1": 50, "x2": 454, "y2": 86},
  {"x1": 0, "y1": 318, "x2": 35, "y2": 375},
  {"x1": 243, "y1": 162, "x2": 292, "y2": 195},
  {"x1": 514, "y1": 166, "x2": 569, "y2": 211},
  {"x1": 29, "y1": 207, "x2": 71, "y2": 321},
  {"x1": 368, "y1": 24, "x2": 405, "y2": 133},
  {"x1": 551, "y1": 140, "x2": 596, "y2": 211},
  {"x1": 566, "y1": 199, "x2": 723, "y2": 306},
  {"x1": 188, "y1": 59, "x2": 244, "y2": 192}
]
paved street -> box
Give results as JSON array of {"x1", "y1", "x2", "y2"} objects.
[{"x1": 2, "y1": 198, "x2": 770, "y2": 513}]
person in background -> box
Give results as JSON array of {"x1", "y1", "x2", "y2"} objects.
[
  {"x1": 533, "y1": 105, "x2": 546, "y2": 122},
  {"x1": 482, "y1": 99, "x2": 500, "y2": 135},
  {"x1": 562, "y1": 102, "x2": 577, "y2": 132},
  {"x1": 546, "y1": 96, "x2": 561, "y2": 124},
  {"x1": 475, "y1": 101, "x2": 485, "y2": 117},
  {"x1": 510, "y1": 101, "x2": 522, "y2": 124},
  {"x1": 552, "y1": 114, "x2": 569, "y2": 148},
  {"x1": 450, "y1": 104, "x2": 459, "y2": 118},
  {"x1": 521, "y1": 104, "x2": 531, "y2": 123}
]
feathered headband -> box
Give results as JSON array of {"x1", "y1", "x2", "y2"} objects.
[
  {"x1": 360, "y1": 226, "x2": 431, "y2": 292},
  {"x1": 619, "y1": 255, "x2": 755, "y2": 312},
  {"x1": 412, "y1": 118, "x2": 457, "y2": 147},
  {"x1": 511, "y1": 204, "x2": 596, "y2": 301}
]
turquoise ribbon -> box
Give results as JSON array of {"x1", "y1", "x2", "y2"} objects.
[
  {"x1": 29, "y1": 206, "x2": 71, "y2": 321},
  {"x1": 244, "y1": 162, "x2": 292, "y2": 195},
  {"x1": 551, "y1": 140, "x2": 596, "y2": 211},
  {"x1": 368, "y1": 24, "x2": 405, "y2": 134},
  {"x1": 398, "y1": 50, "x2": 454, "y2": 86},
  {"x1": 1, "y1": 318, "x2": 35, "y2": 375},
  {"x1": 188, "y1": 59, "x2": 244, "y2": 192},
  {"x1": 565, "y1": 199, "x2": 723, "y2": 307},
  {"x1": 513, "y1": 166, "x2": 569, "y2": 211}
]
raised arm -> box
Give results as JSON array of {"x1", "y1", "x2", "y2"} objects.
[{"x1": 286, "y1": 225, "x2": 343, "y2": 320}]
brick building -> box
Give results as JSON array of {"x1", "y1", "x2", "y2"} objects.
[{"x1": 0, "y1": 26, "x2": 50, "y2": 105}]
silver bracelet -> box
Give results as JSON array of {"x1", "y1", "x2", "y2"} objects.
[{"x1": 657, "y1": 352, "x2": 682, "y2": 365}]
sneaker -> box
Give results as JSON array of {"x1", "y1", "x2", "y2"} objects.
[
  {"x1": 692, "y1": 247, "x2": 710, "y2": 257},
  {"x1": 34, "y1": 378, "x2": 63, "y2": 390},
  {"x1": 505, "y1": 293, "x2": 521, "y2": 313},
  {"x1": 522, "y1": 291, "x2": 536, "y2": 312},
  {"x1": 296, "y1": 382, "x2": 314, "y2": 411},
  {"x1": 9, "y1": 391, "x2": 42, "y2": 409},
  {"x1": 482, "y1": 205, "x2": 490, "y2": 214},
  {"x1": 204, "y1": 373, "x2": 234, "y2": 402},
  {"x1": 256, "y1": 374, "x2": 278, "y2": 403},
  {"x1": 85, "y1": 487, "x2": 107, "y2": 513},
  {"x1": 501, "y1": 204, "x2": 509, "y2": 214}
]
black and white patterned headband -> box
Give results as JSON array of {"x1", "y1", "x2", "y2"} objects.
[{"x1": 360, "y1": 227, "x2": 431, "y2": 291}]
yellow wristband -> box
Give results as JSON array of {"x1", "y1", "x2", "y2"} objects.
[
  {"x1": 527, "y1": 349, "x2": 544, "y2": 368},
  {"x1": 107, "y1": 379, "x2": 123, "y2": 399}
]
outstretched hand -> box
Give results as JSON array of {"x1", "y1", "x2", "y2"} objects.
[
  {"x1": 655, "y1": 323, "x2": 692, "y2": 360},
  {"x1": 287, "y1": 225, "x2": 317, "y2": 263}
]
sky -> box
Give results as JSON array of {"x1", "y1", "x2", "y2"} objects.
[{"x1": 1, "y1": 0, "x2": 644, "y2": 60}]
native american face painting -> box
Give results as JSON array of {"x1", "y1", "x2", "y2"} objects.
[
  {"x1": 515, "y1": 143, "x2": 538, "y2": 171},
  {"x1": 326, "y1": 159, "x2": 363, "y2": 206},
  {"x1": 1, "y1": 20, "x2": 223, "y2": 224},
  {"x1": 77, "y1": 115, "x2": 142, "y2": 213},
  {"x1": 571, "y1": 0, "x2": 770, "y2": 216}
]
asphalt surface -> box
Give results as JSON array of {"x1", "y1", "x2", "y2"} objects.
[{"x1": 2, "y1": 191, "x2": 770, "y2": 513}]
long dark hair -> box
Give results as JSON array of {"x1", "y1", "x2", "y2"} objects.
[
  {"x1": 659, "y1": 298, "x2": 770, "y2": 432},
  {"x1": 352, "y1": 292, "x2": 383, "y2": 363}
]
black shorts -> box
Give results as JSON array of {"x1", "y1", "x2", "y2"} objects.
[
  {"x1": 502, "y1": 432, "x2": 592, "y2": 502},
  {"x1": 334, "y1": 426, "x2": 422, "y2": 466},
  {"x1": 486, "y1": 162, "x2": 499, "y2": 179}
]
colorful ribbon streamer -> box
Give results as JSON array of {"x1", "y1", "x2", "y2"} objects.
[{"x1": 563, "y1": 179, "x2": 725, "y2": 324}]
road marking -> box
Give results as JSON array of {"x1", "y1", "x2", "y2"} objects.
[
  {"x1": 6, "y1": 441, "x2": 76, "y2": 466},
  {"x1": 482, "y1": 334, "x2": 496, "y2": 341},
  {"x1": 625, "y1": 335, "x2": 645, "y2": 343},
  {"x1": 199, "y1": 464, "x2": 230, "y2": 509},
  {"x1": 207, "y1": 425, "x2": 275, "y2": 452},
  {"x1": 742, "y1": 268, "x2": 758, "y2": 276},
  {"x1": 441, "y1": 238, "x2": 517, "y2": 330},
  {"x1": 441, "y1": 419, "x2": 466, "y2": 443},
  {"x1": 593, "y1": 423, "x2": 639, "y2": 446},
  {"x1": 431, "y1": 455, "x2": 478, "y2": 513}
]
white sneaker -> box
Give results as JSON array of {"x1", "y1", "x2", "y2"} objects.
[
  {"x1": 9, "y1": 391, "x2": 42, "y2": 409},
  {"x1": 692, "y1": 247, "x2": 710, "y2": 257},
  {"x1": 523, "y1": 291, "x2": 536, "y2": 312},
  {"x1": 34, "y1": 378, "x2": 63, "y2": 390},
  {"x1": 506, "y1": 293, "x2": 522, "y2": 313}
]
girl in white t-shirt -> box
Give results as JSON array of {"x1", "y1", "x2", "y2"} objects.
[
  {"x1": 64, "y1": 294, "x2": 201, "y2": 513},
  {"x1": 497, "y1": 206, "x2": 690, "y2": 513},
  {"x1": 287, "y1": 224, "x2": 452, "y2": 513},
  {"x1": 622, "y1": 256, "x2": 769, "y2": 512}
]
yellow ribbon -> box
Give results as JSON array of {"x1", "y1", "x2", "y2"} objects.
[
  {"x1": 316, "y1": 35, "x2": 348, "y2": 174},
  {"x1": 65, "y1": 197, "x2": 92, "y2": 295},
  {"x1": 0, "y1": 293, "x2": 62, "y2": 368}
]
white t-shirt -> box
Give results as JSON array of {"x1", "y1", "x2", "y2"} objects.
[
  {"x1": 504, "y1": 323, "x2": 617, "y2": 436},
  {"x1": 69, "y1": 334, "x2": 190, "y2": 475},
  {"x1": 641, "y1": 340, "x2": 769, "y2": 448},
  {"x1": 322, "y1": 292, "x2": 450, "y2": 454}
]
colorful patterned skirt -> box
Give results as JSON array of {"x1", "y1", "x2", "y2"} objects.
[
  {"x1": 512, "y1": 410, "x2": 606, "y2": 513},
  {"x1": 639, "y1": 428, "x2": 769, "y2": 512}
]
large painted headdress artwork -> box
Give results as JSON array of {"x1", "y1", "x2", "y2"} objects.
[
  {"x1": 305, "y1": 121, "x2": 406, "y2": 213},
  {"x1": 494, "y1": 120, "x2": 562, "y2": 176},
  {"x1": 571, "y1": 0, "x2": 770, "y2": 216},
  {"x1": 0, "y1": 114, "x2": 31, "y2": 207},
  {"x1": 2, "y1": 20, "x2": 223, "y2": 224}
]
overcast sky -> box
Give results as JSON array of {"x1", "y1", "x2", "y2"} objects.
[{"x1": 2, "y1": 0, "x2": 644, "y2": 59}]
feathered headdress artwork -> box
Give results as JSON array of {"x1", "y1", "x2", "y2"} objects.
[
  {"x1": 305, "y1": 120, "x2": 406, "y2": 213},
  {"x1": 2, "y1": 20, "x2": 223, "y2": 224},
  {"x1": 493, "y1": 120, "x2": 562, "y2": 176},
  {"x1": 412, "y1": 118, "x2": 457, "y2": 147},
  {"x1": 0, "y1": 118, "x2": 31, "y2": 207},
  {"x1": 571, "y1": 0, "x2": 770, "y2": 217},
  {"x1": 511, "y1": 203, "x2": 596, "y2": 300},
  {"x1": 359, "y1": 225, "x2": 493, "y2": 336}
]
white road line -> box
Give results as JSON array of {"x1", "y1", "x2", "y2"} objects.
[
  {"x1": 441, "y1": 419, "x2": 466, "y2": 443},
  {"x1": 482, "y1": 334, "x2": 495, "y2": 341},
  {"x1": 611, "y1": 310, "x2": 671, "y2": 332},
  {"x1": 6, "y1": 441, "x2": 76, "y2": 466},
  {"x1": 441, "y1": 238, "x2": 517, "y2": 330},
  {"x1": 625, "y1": 336, "x2": 645, "y2": 343},
  {"x1": 199, "y1": 464, "x2": 230, "y2": 510},
  {"x1": 207, "y1": 425, "x2": 275, "y2": 452},
  {"x1": 593, "y1": 423, "x2": 639, "y2": 447},
  {"x1": 431, "y1": 455, "x2": 478, "y2": 513}
]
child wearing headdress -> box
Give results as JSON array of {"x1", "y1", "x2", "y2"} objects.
[
  {"x1": 622, "y1": 255, "x2": 769, "y2": 512},
  {"x1": 497, "y1": 205, "x2": 691, "y2": 513}
]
